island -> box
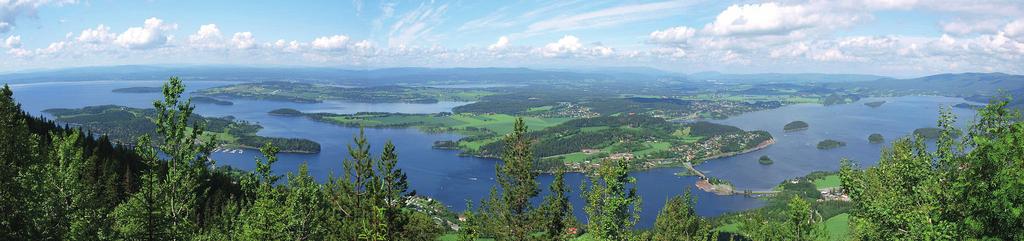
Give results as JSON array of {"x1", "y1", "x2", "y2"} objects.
[
  {"x1": 191, "y1": 96, "x2": 233, "y2": 105},
  {"x1": 817, "y1": 139, "x2": 846, "y2": 150},
  {"x1": 293, "y1": 110, "x2": 774, "y2": 173},
  {"x1": 112, "y1": 87, "x2": 162, "y2": 93},
  {"x1": 868, "y1": 133, "x2": 884, "y2": 144},
  {"x1": 44, "y1": 105, "x2": 321, "y2": 153},
  {"x1": 864, "y1": 101, "x2": 886, "y2": 108},
  {"x1": 268, "y1": 108, "x2": 304, "y2": 116},
  {"x1": 758, "y1": 155, "x2": 774, "y2": 165},
  {"x1": 954, "y1": 102, "x2": 984, "y2": 110},
  {"x1": 784, "y1": 121, "x2": 809, "y2": 132},
  {"x1": 913, "y1": 127, "x2": 962, "y2": 139}
]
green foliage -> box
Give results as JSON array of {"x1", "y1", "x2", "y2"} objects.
[
  {"x1": 582, "y1": 158, "x2": 641, "y2": 241},
  {"x1": 841, "y1": 98, "x2": 1024, "y2": 240},
  {"x1": 484, "y1": 117, "x2": 541, "y2": 240},
  {"x1": 740, "y1": 195, "x2": 824, "y2": 241},
  {"x1": 651, "y1": 190, "x2": 712, "y2": 241},
  {"x1": 539, "y1": 169, "x2": 576, "y2": 240}
]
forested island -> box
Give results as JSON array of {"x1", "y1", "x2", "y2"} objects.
[
  {"x1": 296, "y1": 110, "x2": 773, "y2": 172},
  {"x1": 869, "y1": 133, "x2": 885, "y2": 143},
  {"x1": 44, "y1": 105, "x2": 320, "y2": 153},
  {"x1": 864, "y1": 101, "x2": 886, "y2": 107},
  {"x1": 268, "y1": 108, "x2": 304, "y2": 116},
  {"x1": 191, "y1": 96, "x2": 233, "y2": 105},
  {"x1": 758, "y1": 155, "x2": 774, "y2": 165},
  {"x1": 784, "y1": 120, "x2": 809, "y2": 131},
  {"x1": 111, "y1": 86, "x2": 162, "y2": 93},
  {"x1": 955, "y1": 102, "x2": 984, "y2": 110},
  {"x1": 817, "y1": 139, "x2": 846, "y2": 149}
]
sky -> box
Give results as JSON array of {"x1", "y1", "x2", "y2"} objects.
[{"x1": 1, "y1": 0, "x2": 1023, "y2": 77}]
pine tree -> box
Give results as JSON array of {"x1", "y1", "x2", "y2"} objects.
[
  {"x1": 492, "y1": 117, "x2": 540, "y2": 240},
  {"x1": 152, "y1": 77, "x2": 217, "y2": 239},
  {"x1": 111, "y1": 135, "x2": 171, "y2": 240},
  {"x1": 374, "y1": 141, "x2": 411, "y2": 240},
  {"x1": 540, "y1": 168, "x2": 575, "y2": 240},
  {"x1": 0, "y1": 84, "x2": 35, "y2": 239},
  {"x1": 582, "y1": 157, "x2": 641, "y2": 241},
  {"x1": 238, "y1": 143, "x2": 288, "y2": 241}
]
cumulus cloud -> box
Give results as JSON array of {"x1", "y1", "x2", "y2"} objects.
[
  {"x1": 539, "y1": 35, "x2": 613, "y2": 58},
  {"x1": 1006, "y1": 19, "x2": 1024, "y2": 41},
  {"x1": 114, "y1": 17, "x2": 178, "y2": 49},
  {"x1": 648, "y1": 26, "x2": 696, "y2": 44},
  {"x1": 4, "y1": 35, "x2": 21, "y2": 48},
  {"x1": 77, "y1": 24, "x2": 115, "y2": 43},
  {"x1": 704, "y1": 2, "x2": 859, "y2": 37},
  {"x1": 231, "y1": 32, "x2": 256, "y2": 49},
  {"x1": 541, "y1": 35, "x2": 583, "y2": 58},
  {"x1": 188, "y1": 24, "x2": 223, "y2": 48},
  {"x1": 312, "y1": 35, "x2": 351, "y2": 51},
  {"x1": 488, "y1": 36, "x2": 509, "y2": 51},
  {"x1": 270, "y1": 39, "x2": 304, "y2": 52}
]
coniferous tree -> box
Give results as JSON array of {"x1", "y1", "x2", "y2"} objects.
[
  {"x1": 111, "y1": 135, "x2": 171, "y2": 240},
  {"x1": 374, "y1": 141, "x2": 411, "y2": 240},
  {"x1": 0, "y1": 84, "x2": 35, "y2": 240},
  {"x1": 485, "y1": 117, "x2": 540, "y2": 240},
  {"x1": 238, "y1": 143, "x2": 288, "y2": 241},
  {"x1": 540, "y1": 168, "x2": 575, "y2": 240},
  {"x1": 152, "y1": 77, "x2": 217, "y2": 239},
  {"x1": 582, "y1": 157, "x2": 641, "y2": 241}
]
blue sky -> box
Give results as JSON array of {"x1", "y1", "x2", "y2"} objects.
[{"x1": 1, "y1": 0, "x2": 1023, "y2": 76}]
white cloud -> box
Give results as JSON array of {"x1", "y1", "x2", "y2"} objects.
[
  {"x1": 538, "y1": 35, "x2": 613, "y2": 58},
  {"x1": 188, "y1": 24, "x2": 223, "y2": 48},
  {"x1": 541, "y1": 35, "x2": 583, "y2": 58},
  {"x1": 649, "y1": 26, "x2": 696, "y2": 44},
  {"x1": 941, "y1": 19, "x2": 1003, "y2": 35},
  {"x1": 231, "y1": 32, "x2": 256, "y2": 49},
  {"x1": 704, "y1": 2, "x2": 858, "y2": 37},
  {"x1": 270, "y1": 39, "x2": 304, "y2": 52},
  {"x1": 312, "y1": 35, "x2": 351, "y2": 51},
  {"x1": 488, "y1": 36, "x2": 509, "y2": 51},
  {"x1": 114, "y1": 17, "x2": 178, "y2": 49},
  {"x1": 77, "y1": 24, "x2": 115, "y2": 43},
  {"x1": 4, "y1": 35, "x2": 21, "y2": 48},
  {"x1": 1006, "y1": 19, "x2": 1024, "y2": 41}
]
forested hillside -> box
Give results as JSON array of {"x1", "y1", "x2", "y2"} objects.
[{"x1": 2, "y1": 77, "x2": 1022, "y2": 240}]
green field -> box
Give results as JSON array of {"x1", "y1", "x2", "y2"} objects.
[
  {"x1": 822, "y1": 213, "x2": 850, "y2": 241},
  {"x1": 812, "y1": 174, "x2": 842, "y2": 189}
]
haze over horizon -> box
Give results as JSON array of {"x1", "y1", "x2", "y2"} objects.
[{"x1": 1, "y1": 0, "x2": 1023, "y2": 76}]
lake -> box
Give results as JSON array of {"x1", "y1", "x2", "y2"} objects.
[{"x1": 8, "y1": 80, "x2": 976, "y2": 228}]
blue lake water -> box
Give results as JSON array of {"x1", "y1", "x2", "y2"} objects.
[{"x1": 8, "y1": 80, "x2": 976, "y2": 228}]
